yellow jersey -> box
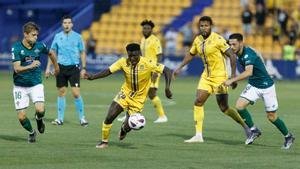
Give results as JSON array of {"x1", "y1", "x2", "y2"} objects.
[
  {"x1": 141, "y1": 34, "x2": 162, "y2": 63},
  {"x1": 190, "y1": 32, "x2": 230, "y2": 78},
  {"x1": 109, "y1": 57, "x2": 164, "y2": 99}
]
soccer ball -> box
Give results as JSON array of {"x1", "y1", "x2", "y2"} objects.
[{"x1": 128, "y1": 113, "x2": 146, "y2": 130}]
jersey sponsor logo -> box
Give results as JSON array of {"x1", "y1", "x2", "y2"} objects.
[
  {"x1": 139, "y1": 64, "x2": 144, "y2": 71},
  {"x1": 34, "y1": 49, "x2": 40, "y2": 54}
]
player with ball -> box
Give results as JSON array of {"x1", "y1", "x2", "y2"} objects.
[{"x1": 84, "y1": 43, "x2": 172, "y2": 149}]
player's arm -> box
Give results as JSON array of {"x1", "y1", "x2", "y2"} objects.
[
  {"x1": 224, "y1": 48, "x2": 237, "y2": 78},
  {"x1": 48, "y1": 50, "x2": 60, "y2": 76},
  {"x1": 13, "y1": 60, "x2": 40, "y2": 74},
  {"x1": 172, "y1": 52, "x2": 194, "y2": 79},
  {"x1": 162, "y1": 66, "x2": 172, "y2": 99},
  {"x1": 84, "y1": 69, "x2": 112, "y2": 80},
  {"x1": 224, "y1": 65, "x2": 253, "y2": 86},
  {"x1": 80, "y1": 51, "x2": 87, "y2": 77}
]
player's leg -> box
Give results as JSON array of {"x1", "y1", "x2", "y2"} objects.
[
  {"x1": 149, "y1": 88, "x2": 167, "y2": 123},
  {"x1": 185, "y1": 89, "x2": 210, "y2": 143},
  {"x1": 96, "y1": 101, "x2": 124, "y2": 148},
  {"x1": 236, "y1": 97, "x2": 261, "y2": 145},
  {"x1": 52, "y1": 66, "x2": 67, "y2": 125},
  {"x1": 216, "y1": 94, "x2": 249, "y2": 127},
  {"x1": 264, "y1": 85, "x2": 294, "y2": 149},
  {"x1": 13, "y1": 86, "x2": 35, "y2": 142},
  {"x1": 119, "y1": 112, "x2": 131, "y2": 140},
  {"x1": 69, "y1": 66, "x2": 87, "y2": 126},
  {"x1": 30, "y1": 84, "x2": 46, "y2": 134}
]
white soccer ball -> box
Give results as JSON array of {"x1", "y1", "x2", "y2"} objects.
[{"x1": 128, "y1": 113, "x2": 146, "y2": 130}]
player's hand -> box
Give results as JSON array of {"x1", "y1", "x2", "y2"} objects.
[
  {"x1": 151, "y1": 73, "x2": 158, "y2": 82},
  {"x1": 172, "y1": 68, "x2": 181, "y2": 80},
  {"x1": 80, "y1": 69, "x2": 86, "y2": 79},
  {"x1": 165, "y1": 88, "x2": 172, "y2": 99},
  {"x1": 84, "y1": 73, "x2": 94, "y2": 80},
  {"x1": 45, "y1": 69, "x2": 51, "y2": 78},
  {"x1": 30, "y1": 60, "x2": 41, "y2": 69},
  {"x1": 53, "y1": 65, "x2": 60, "y2": 76},
  {"x1": 231, "y1": 81, "x2": 238, "y2": 89}
]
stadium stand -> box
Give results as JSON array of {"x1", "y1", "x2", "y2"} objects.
[{"x1": 81, "y1": 0, "x2": 192, "y2": 54}]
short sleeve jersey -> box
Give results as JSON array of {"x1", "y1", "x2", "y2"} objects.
[
  {"x1": 141, "y1": 34, "x2": 162, "y2": 64},
  {"x1": 12, "y1": 41, "x2": 49, "y2": 87},
  {"x1": 51, "y1": 31, "x2": 85, "y2": 66},
  {"x1": 190, "y1": 32, "x2": 229, "y2": 78},
  {"x1": 109, "y1": 57, "x2": 164, "y2": 98},
  {"x1": 238, "y1": 46, "x2": 274, "y2": 88}
]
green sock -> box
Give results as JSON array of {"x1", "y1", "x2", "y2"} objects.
[
  {"x1": 271, "y1": 118, "x2": 289, "y2": 136},
  {"x1": 237, "y1": 109, "x2": 254, "y2": 128},
  {"x1": 36, "y1": 111, "x2": 45, "y2": 120},
  {"x1": 20, "y1": 118, "x2": 33, "y2": 133}
]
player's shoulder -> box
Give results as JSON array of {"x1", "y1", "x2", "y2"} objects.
[
  {"x1": 35, "y1": 41, "x2": 48, "y2": 49},
  {"x1": 150, "y1": 34, "x2": 160, "y2": 42},
  {"x1": 212, "y1": 32, "x2": 225, "y2": 41},
  {"x1": 71, "y1": 31, "x2": 82, "y2": 38},
  {"x1": 12, "y1": 41, "x2": 22, "y2": 49},
  {"x1": 245, "y1": 46, "x2": 259, "y2": 56}
]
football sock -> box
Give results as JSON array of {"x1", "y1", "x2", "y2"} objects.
[
  {"x1": 57, "y1": 96, "x2": 66, "y2": 121},
  {"x1": 74, "y1": 96, "x2": 85, "y2": 120},
  {"x1": 35, "y1": 111, "x2": 45, "y2": 120},
  {"x1": 102, "y1": 122, "x2": 113, "y2": 142},
  {"x1": 237, "y1": 109, "x2": 254, "y2": 128},
  {"x1": 151, "y1": 96, "x2": 166, "y2": 117},
  {"x1": 271, "y1": 118, "x2": 289, "y2": 136},
  {"x1": 224, "y1": 107, "x2": 247, "y2": 126},
  {"x1": 194, "y1": 105, "x2": 204, "y2": 133},
  {"x1": 19, "y1": 118, "x2": 33, "y2": 133}
]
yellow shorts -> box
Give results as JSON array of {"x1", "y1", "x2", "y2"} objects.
[
  {"x1": 150, "y1": 73, "x2": 161, "y2": 88},
  {"x1": 113, "y1": 90, "x2": 145, "y2": 115},
  {"x1": 197, "y1": 76, "x2": 228, "y2": 94}
]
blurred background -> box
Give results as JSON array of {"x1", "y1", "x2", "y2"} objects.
[{"x1": 1, "y1": 0, "x2": 300, "y2": 79}]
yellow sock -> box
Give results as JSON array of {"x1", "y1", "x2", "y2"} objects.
[
  {"x1": 101, "y1": 122, "x2": 113, "y2": 142},
  {"x1": 224, "y1": 107, "x2": 246, "y2": 126},
  {"x1": 194, "y1": 105, "x2": 204, "y2": 133},
  {"x1": 151, "y1": 96, "x2": 165, "y2": 117}
]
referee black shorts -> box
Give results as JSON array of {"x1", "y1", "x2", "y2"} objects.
[{"x1": 56, "y1": 64, "x2": 80, "y2": 88}]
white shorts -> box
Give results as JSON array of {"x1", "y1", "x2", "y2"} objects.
[
  {"x1": 13, "y1": 84, "x2": 45, "y2": 110},
  {"x1": 240, "y1": 84, "x2": 278, "y2": 112}
]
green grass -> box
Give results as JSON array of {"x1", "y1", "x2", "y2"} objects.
[{"x1": 0, "y1": 71, "x2": 299, "y2": 169}]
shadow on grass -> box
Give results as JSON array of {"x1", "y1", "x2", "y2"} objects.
[
  {"x1": 111, "y1": 142, "x2": 137, "y2": 149},
  {"x1": 0, "y1": 134, "x2": 27, "y2": 142}
]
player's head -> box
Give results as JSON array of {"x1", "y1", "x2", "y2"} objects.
[
  {"x1": 23, "y1": 22, "x2": 40, "y2": 46},
  {"x1": 62, "y1": 15, "x2": 73, "y2": 33},
  {"x1": 198, "y1": 16, "x2": 213, "y2": 38},
  {"x1": 228, "y1": 33, "x2": 244, "y2": 54},
  {"x1": 141, "y1": 20, "x2": 155, "y2": 37},
  {"x1": 126, "y1": 43, "x2": 141, "y2": 65}
]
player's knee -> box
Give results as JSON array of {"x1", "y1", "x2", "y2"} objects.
[
  {"x1": 220, "y1": 106, "x2": 228, "y2": 113},
  {"x1": 58, "y1": 88, "x2": 67, "y2": 97},
  {"x1": 17, "y1": 112, "x2": 26, "y2": 121},
  {"x1": 267, "y1": 112, "x2": 277, "y2": 122},
  {"x1": 194, "y1": 98, "x2": 204, "y2": 106},
  {"x1": 235, "y1": 102, "x2": 245, "y2": 110},
  {"x1": 148, "y1": 92, "x2": 156, "y2": 100}
]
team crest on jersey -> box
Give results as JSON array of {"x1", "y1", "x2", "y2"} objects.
[
  {"x1": 34, "y1": 49, "x2": 40, "y2": 54},
  {"x1": 20, "y1": 50, "x2": 25, "y2": 55},
  {"x1": 139, "y1": 64, "x2": 144, "y2": 70}
]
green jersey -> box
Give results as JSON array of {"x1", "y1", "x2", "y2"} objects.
[
  {"x1": 12, "y1": 41, "x2": 49, "y2": 87},
  {"x1": 238, "y1": 46, "x2": 273, "y2": 89}
]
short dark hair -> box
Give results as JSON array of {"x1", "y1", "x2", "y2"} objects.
[
  {"x1": 126, "y1": 43, "x2": 141, "y2": 52},
  {"x1": 23, "y1": 22, "x2": 40, "y2": 34},
  {"x1": 62, "y1": 15, "x2": 72, "y2": 22},
  {"x1": 199, "y1": 16, "x2": 213, "y2": 25},
  {"x1": 229, "y1": 33, "x2": 243, "y2": 41},
  {"x1": 140, "y1": 19, "x2": 155, "y2": 28}
]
